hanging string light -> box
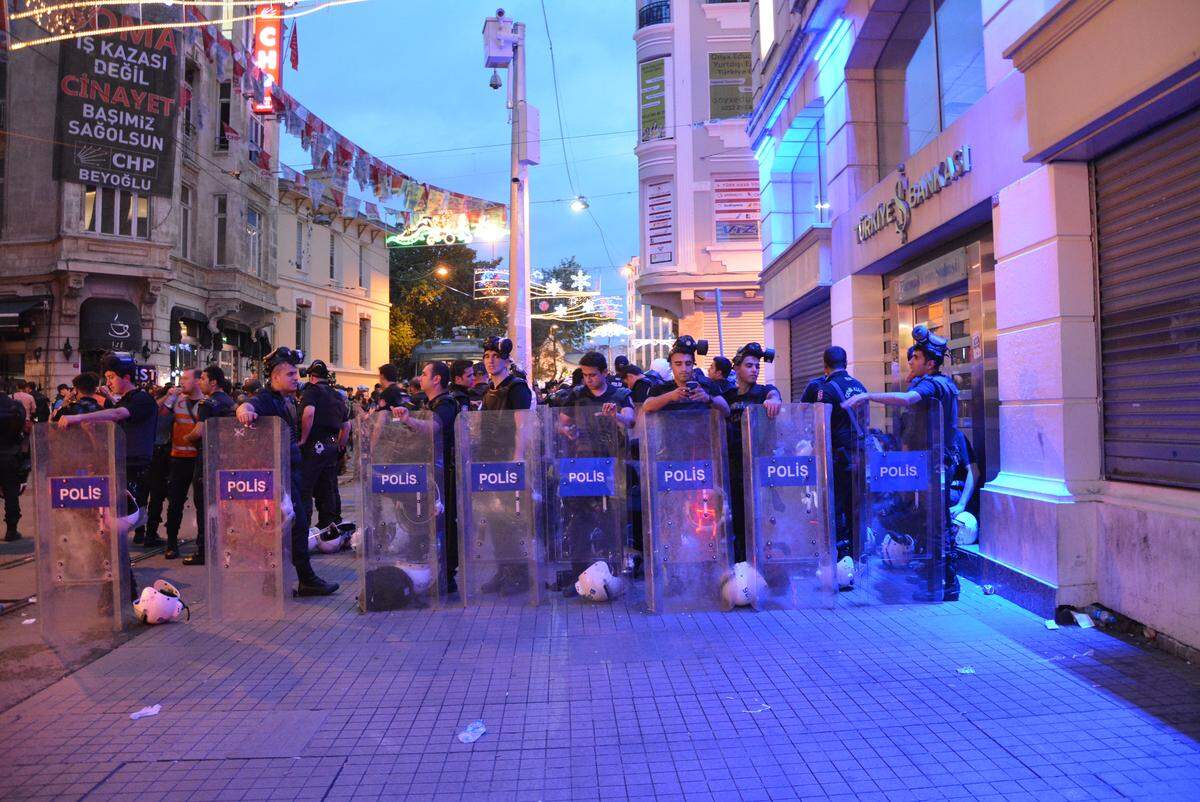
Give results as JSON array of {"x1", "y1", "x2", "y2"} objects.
[
  {"x1": 20, "y1": 0, "x2": 96, "y2": 38},
  {"x1": 9, "y1": 0, "x2": 367, "y2": 51}
]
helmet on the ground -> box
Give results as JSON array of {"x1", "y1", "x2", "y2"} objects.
[
  {"x1": 133, "y1": 580, "x2": 188, "y2": 625},
  {"x1": 836, "y1": 556, "x2": 855, "y2": 588},
  {"x1": 307, "y1": 527, "x2": 321, "y2": 553},
  {"x1": 721, "y1": 561, "x2": 766, "y2": 608},
  {"x1": 317, "y1": 525, "x2": 348, "y2": 554},
  {"x1": 952, "y1": 510, "x2": 979, "y2": 546},
  {"x1": 396, "y1": 562, "x2": 435, "y2": 595},
  {"x1": 881, "y1": 532, "x2": 915, "y2": 568},
  {"x1": 576, "y1": 560, "x2": 623, "y2": 602}
]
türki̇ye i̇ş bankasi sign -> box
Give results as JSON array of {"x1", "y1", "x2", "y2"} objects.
[{"x1": 55, "y1": 11, "x2": 179, "y2": 199}]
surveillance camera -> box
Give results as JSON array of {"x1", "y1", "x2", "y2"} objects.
[{"x1": 489, "y1": 69, "x2": 502, "y2": 90}]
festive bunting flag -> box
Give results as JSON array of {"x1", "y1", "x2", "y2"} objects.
[
  {"x1": 289, "y1": 20, "x2": 300, "y2": 70},
  {"x1": 307, "y1": 178, "x2": 326, "y2": 208}
]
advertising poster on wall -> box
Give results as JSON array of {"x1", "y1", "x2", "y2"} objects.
[
  {"x1": 639, "y1": 57, "x2": 668, "y2": 142},
  {"x1": 708, "y1": 52, "x2": 752, "y2": 119},
  {"x1": 54, "y1": 9, "x2": 180, "y2": 198},
  {"x1": 714, "y1": 175, "x2": 760, "y2": 242},
  {"x1": 644, "y1": 180, "x2": 675, "y2": 266}
]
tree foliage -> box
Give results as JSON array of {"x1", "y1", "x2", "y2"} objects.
[{"x1": 388, "y1": 243, "x2": 506, "y2": 369}]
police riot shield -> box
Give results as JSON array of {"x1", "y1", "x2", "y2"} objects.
[
  {"x1": 741, "y1": 404, "x2": 837, "y2": 609},
  {"x1": 456, "y1": 410, "x2": 543, "y2": 606},
  {"x1": 204, "y1": 417, "x2": 291, "y2": 621},
  {"x1": 851, "y1": 400, "x2": 947, "y2": 603},
  {"x1": 539, "y1": 405, "x2": 628, "y2": 602},
  {"x1": 357, "y1": 410, "x2": 448, "y2": 611},
  {"x1": 32, "y1": 422, "x2": 131, "y2": 643},
  {"x1": 639, "y1": 408, "x2": 733, "y2": 613}
]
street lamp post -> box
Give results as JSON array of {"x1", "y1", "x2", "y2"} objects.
[{"x1": 484, "y1": 10, "x2": 539, "y2": 378}]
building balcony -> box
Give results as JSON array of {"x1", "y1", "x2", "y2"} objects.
[{"x1": 637, "y1": 0, "x2": 671, "y2": 29}]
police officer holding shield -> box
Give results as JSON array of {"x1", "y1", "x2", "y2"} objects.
[
  {"x1": 722, "y1": 343, "x2": 783, "y2": 563},
  {"x1": 642, "y1": 337, "x2": 730, "y2": 417},
  {"x1": 841, "y1": 326, "x2": 962, "y2": 601},
  {"x1": 299, "y1": 360, "x2": 348, "y2": 531},
  {"x1": 181, "y1": 366, "x2": 236, "y2": 566},
  {"x1": 801, "y1": 346, "x2": 867, "y2": 585},
  {"x1": 236, "y1": 347, "x2": 339, "y2": 597}
]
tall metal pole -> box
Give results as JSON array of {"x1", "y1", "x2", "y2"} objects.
[
  {"x1": 714, "y1": 287, "x2": 726, "y2": 356},
  {"x1": 507, "y1": 23, "x2": 532, "y2": 378}
]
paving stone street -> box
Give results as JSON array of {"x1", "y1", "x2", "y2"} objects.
[{"x1": 1, "y1": 493, "x2": 1199, "y2": 801}]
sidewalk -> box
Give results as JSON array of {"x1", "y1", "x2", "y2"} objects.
[{"x1": 2, "y1": 521, "x2": 1199, "y2": 799}]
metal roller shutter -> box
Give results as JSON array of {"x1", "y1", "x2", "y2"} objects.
[
  {"x1": 1093, "y1": 107, "x2": 1200, "y2": 489},
  {"x1": 701, "y1": 305, "x2": 764, "y2": 367},
  {"x1": 788, "y1": 299, "x2": 831, "y2": 401}
]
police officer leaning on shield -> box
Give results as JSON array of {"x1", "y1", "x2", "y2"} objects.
[
  {"x1": 236, "y1": 347, "x2": 339, "y2": 597},
  {"x1": 841, "y1": 325, "x2": 962, "y2": 601},
  {"x1": 641, "y1": 336, "x2": 730, "y2": 416}
]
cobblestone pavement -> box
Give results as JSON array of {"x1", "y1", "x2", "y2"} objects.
[{"x1": 2, "y1": 537, "x2": 1199, "y2": 800}]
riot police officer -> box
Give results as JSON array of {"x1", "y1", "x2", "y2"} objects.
[
  {"x1": 842, "y1": 326, "x2": 962, "y2": 601},
  {"x1": 722, "y1": 342, "x2": 783, "y2": 562},
  {"x1": 801, "y1": 346, "x2": 867, "y2": 586},
  {"x1": 236, "y1": 347, "x2": 338, "y2": 597},
  {"x1": 181, "y1": 365, "x2": 236, "y2": 566},
  {"x1": 642, "y1": 336, "x2": 730, "y2": 416},
  {"x1": 299, "y1": 361, "x2": 348, "y2": 531},
  {"x1": 481, "y1": 337, "x2": 532, "y2": 411},
  {"x1": 449, "y1": 359, "x2": 475, "y2": 411}
]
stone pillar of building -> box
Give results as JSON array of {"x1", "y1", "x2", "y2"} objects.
[
  {"x1": 982, "y1": 163, "x2": 1101, "y2": 608},
  {"x1": 829, "y1": 274, "x2": 884, "y2": 393}
]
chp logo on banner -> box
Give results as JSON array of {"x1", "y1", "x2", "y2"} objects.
[
  {"x1": 54, "y1": 8, "x2": 179, "y2": 198},
  {"x1": 252, "y1": 4, "x2": 283, "y2": 113}
]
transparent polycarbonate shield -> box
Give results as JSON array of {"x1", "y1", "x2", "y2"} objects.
[
  {"x1": 741, "y1": 404, "x2": 837, "y2": 609},
  {"x1": 456, "y1": 410, "x2": 543, "y2": 606},
  {"x1": 639, "y1": 408, "x2": 732, "y2": 613},
  {"x1": 540, "y1": 405, "x2": 628, "y2": 601},
  {"x1": 851, "y1": 400, "x2": 947, "y2": 604},
  {"x1": 204, "y1": 417, "x2": 291, "y2": 621},
  {"x1": 32, "y1": 422, "x2": 131, "y2": 643},
  {"x1": 357, "y1": 410, "x2": 448, "y2": 611}
]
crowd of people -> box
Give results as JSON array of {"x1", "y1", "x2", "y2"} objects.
[{"x1": 0, "y1": 322, "x2": 974, "y2": 605}]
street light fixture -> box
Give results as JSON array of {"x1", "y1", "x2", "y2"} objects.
[
  {"x1": 569, "y1": 196, "x2": 589, "y2": 213},
  {"x1": 435, "y1": 264, "x2": 450, "y2": 278}
]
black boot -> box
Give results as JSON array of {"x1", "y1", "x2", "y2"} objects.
[
  {"x1": 4, "y1": 524, "x2": 19, "y2": 542},
  {"x1": 296, "y1": 575, "x2": 340, "y2": 596}
]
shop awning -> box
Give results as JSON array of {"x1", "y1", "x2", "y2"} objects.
[{"x1": 0, "y1": 298, "x2": 45, "y2": 331}]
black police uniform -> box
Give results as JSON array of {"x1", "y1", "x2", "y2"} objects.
[
  {"x1": 644, "y1": 377, "x2": 720, "y2": 412},
  {"x1": 424, "y1": 391, "x2": 460, "y2": 589},
  {"x1": 482, "y1": 374, "x2": 533, "y2": 411},
  {"x1": 115, "y1": 386, "x2": 159, "y2": 526},
  {"x1": 187, "y1": 390, "x2": 235, "y2": 562},
  {"x1": 247, "y1": 386, "x2": 321, "y2": 584},
  {"x1": 801, "y1": 370, "x2": 867, "y2": 561},
  {"x1": 449, "y1": 385, "x2": 472, "y2": 412},
  {"x1": 908, "y1": 370, "x2": 962, "y2": 597},
  {"x1": 300, "y1": 380, "x2": 346, "y2": 530},
  {"x1": 0, "y1": 394, "x2": 26, "y2": 540},
  {"x1": 377, "y1": 382, "x2": 409, "y2": 411},
  {"x1": 721, "y1": 381, "x2": 781, "y2": 563}
]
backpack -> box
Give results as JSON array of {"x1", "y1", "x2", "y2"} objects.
[
  {"x1": 34, "y1": 392, "x2": 51, "y2": 423},
  {"x1": 0, "y1": 394, "x2": 26, "y2": 446}
]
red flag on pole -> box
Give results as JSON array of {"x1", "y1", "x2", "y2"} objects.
[{"x1": 288, "y1": 21, "x2": 299, "y2": 70}]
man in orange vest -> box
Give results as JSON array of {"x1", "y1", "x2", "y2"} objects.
[{"x1": 162, "y1": 368, "x2": 205, "y2": 560}]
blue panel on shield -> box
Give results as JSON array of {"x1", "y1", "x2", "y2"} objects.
[
  {"x1": 755, "y1": 455, "x2": 817, "y2": 487},
  {"x1": 217, "y1": 469, "x2": 274, "y2": 500},
  {"x1": 50, "y1": 476, "x2": 110, "y2": 508},
  {"x1": 470, "y1": 461, "x2": 525, "y2": 492},
  {"x1": 558, "y1": 457, "x2": 615, "y2": 497},
  {"x1": 371, "y1": 464, "x2": 428, "y2": 494},
  {"x1": 657, "y1": 460, "x2": 714, "y2": 491},
  {"x1": 868, "y1": 451, "x2": 928, "y2": 492}
]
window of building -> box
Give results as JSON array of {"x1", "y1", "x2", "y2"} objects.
[
  {"x1": 295, "y1": 304, "x2": 310, "y2": 353},
  {"x1": 358, "y1": 244, "x2": 366, "y2": 289},
  {"x1": 328, "y1": 228, "x2": 337, "y2": 280},
  {"x1": 179, "y1": 184, "x2": 193, "y2": 258},
  {"x1": 248, "y1": 110, "x2": 264, "y2": 154},
  {"x1": 82, "y1": 186, "x2": 149, "y2": 239},
  {"x1": 875, "y1": 0, "x2": 985, "y2": 171},
  {"x1": 246, "y1": 206, "x2": 263, "y2": 277},
  {"x1": 359, "y1": 318, "x2": 371, "y2": 369},
  {"x1": 788, "y1": 114, "x2": 829, "y2": 230},
  {"x1": 757, "y1": 1, "x2": 776, "y2": 61},
  {"x1": 294, "y1": 218, "x2": 307, "y2": 272},
  {"x1": 329, "y1": 312, "x2": 342, "y2": 365},
  {"x1": 214, "y1": 194, "x2": 228, "y2": 265},
  {"x1": 217, "y1": 82, "x2": 232, "y2": 150},
  {"x1": 220, "y1": 0, "x2": 235, "y2": 38},
  {"x1": 183, "y1": 61, "x2": 198, "y2": 138}
]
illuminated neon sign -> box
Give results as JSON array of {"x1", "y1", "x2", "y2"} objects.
[{"x1": 252, "y1": 4, "x2": 282, "y2": 114}]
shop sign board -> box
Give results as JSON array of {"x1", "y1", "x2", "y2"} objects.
[
  {"x1": 54, "y1": 9, "x2": 180, "y2": 198},
  {"x1": 855, "y1": 146, "x2": 972, "y2": 245}
]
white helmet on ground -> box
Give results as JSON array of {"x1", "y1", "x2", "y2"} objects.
[
  {"x1": 307, "y1": 527, "x2": 321, "y2": 554},
  {"x1": 721, "y1": 561, "x2": 767, "y2": 608},
  {"x1": 133, "y1": 580, "x2": 188, "y2": 625},
  {"x1": 576, "y1": 561, "x2": 624, "y2": 602},
  {"x1": 952, "y1": 510, "x2": 979, "y2": 546},
  {"x1": 881, "y1": 533, "x2": 915, "y2": 568},
  {"x1": 396, "y1": 562, "x2": 435, "y2": 595},
  {"x1": 836, "y1": 556, "x2": 855, "y2": 589},
  {"x1": 316, "y1": 522, "x2": 355, "y2": 554}
]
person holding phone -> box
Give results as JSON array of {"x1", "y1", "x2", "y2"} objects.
[{"x1": 641, "y1": 336, "x2": 730, "y2": 417}]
